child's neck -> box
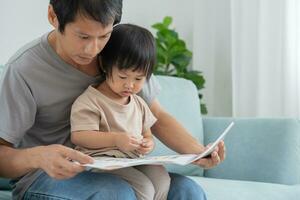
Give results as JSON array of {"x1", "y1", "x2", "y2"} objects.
[{"x1": 96, "y1": 82, "x2": 130, "y2": 105}]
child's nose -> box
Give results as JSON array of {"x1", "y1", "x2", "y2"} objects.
[{"x1": 125, "y1": 81, "x2": 134, "y2": 89}]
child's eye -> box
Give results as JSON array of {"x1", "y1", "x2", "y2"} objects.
[
  {"x1": 136, "y1": 78, "x2": 142, "y2": 81},
  {"x1": 119, "y1": 76, "x2": 127, "y2": 79}
]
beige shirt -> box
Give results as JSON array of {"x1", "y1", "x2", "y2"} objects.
[{"x1": 71, "y1": 85, "x2": 157, "y2": 158}]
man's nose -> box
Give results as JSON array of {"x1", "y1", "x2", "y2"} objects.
[{"x1": 84, "y1": 39, "x2": 100, "y2": 56}]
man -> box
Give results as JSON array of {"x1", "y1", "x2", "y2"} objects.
[{"x1": 0, "y1": 0, "x2": 225, "y2": 199}]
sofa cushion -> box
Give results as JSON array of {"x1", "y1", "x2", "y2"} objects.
[
  {"x1": 190, "y1": 176, "x2": 300, "y2": 200},
  {"x1": 0, "y1": 190, "x2": 12, "y2": 200},
  {"x1": 150, "y1": 75, "x2": 204, "y2": 176}
]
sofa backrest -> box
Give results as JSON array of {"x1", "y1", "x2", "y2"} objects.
[
  {"x1": 150, "y1": 75, "x2": 204, "y2": 176},
  {"x1": 203, "y1": 117, "x2": 300, "y2": 185}
]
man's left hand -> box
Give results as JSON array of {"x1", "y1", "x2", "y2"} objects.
[{"x1": 192, "y1": 141, "x2": 226, "y2": 169}]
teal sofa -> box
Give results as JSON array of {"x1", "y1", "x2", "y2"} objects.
[{"x1": 0, "y1": 65, "x2": 300, "y2": 199}]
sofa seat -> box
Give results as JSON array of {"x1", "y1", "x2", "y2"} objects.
[
  {"x1": 189, "y1": 176, "x2": 300, "y2": 200},
  {"x1": 0, "y1": 190, "x2": 12, "y2": 200}
]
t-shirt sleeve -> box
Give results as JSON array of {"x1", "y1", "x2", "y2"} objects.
[
  {"x1": 0, "y1": 64, "x2": 37, "y2": 145},
  {"x1": 135, "y1": 96, "x2": 157, "y2": 133},
  {"x1": 137, "y1": 74, "x2": 161, "y2": 106},
  {"x1": 70, "y1": 95, "x2": 102, "y2": 132}
]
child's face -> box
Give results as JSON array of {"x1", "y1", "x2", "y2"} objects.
[{"x1": 106, "y1": 67, "x2": 147, "y2": 97}]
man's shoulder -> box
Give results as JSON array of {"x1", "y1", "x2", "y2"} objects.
[
  {"x1": 4, "y1": 34, "x2": 52, "y2": 76},
  {"x1": 6, "y1": 35, "x2": 45, "y2": 68}
]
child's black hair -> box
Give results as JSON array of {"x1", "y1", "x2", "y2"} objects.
[{"x1": 99, "y1": 24, "x2": 156, "y2": 80}]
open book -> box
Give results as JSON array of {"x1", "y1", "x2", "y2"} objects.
[{"x1": 83, "y1": 122, "x2": 234, "y2": 170}]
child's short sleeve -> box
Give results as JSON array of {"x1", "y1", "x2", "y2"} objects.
[{"x1": 70, "y1": 93, "x2": 102, "y2": 132}]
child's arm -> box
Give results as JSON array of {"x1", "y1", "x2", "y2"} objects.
[
  {"x1": 71, "y1": 131, "x2": 141, "y2": 152},
  {"x1": 136, "y1": 128, "x2": 155, "y2": 155}
]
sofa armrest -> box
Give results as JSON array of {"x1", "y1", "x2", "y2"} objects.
[{"x1": 202, "y1": 117, "x2": 300, "y2": 185}]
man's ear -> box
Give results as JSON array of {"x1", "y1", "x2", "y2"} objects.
[{"x1": 48, "y1": 5, "x2": 59, "y2": 29}]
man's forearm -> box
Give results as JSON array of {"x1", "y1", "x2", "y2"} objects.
[
  {"x1": 151, "y1": 111, "x2": 204, "y2": 154},
  {"x1": 0, "y1": 145, "x2": 40, "y2": 178}
]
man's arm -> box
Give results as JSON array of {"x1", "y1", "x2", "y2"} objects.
[
  {"x1": 150, "y1": 99, "x2": 225, "y2": 169},
  {"x1": 150, "y1": 100, "x2": 203, "y2": 153},
  {"x1": 0, "y1": 138, "x2": 36, "y2": 178},
  {"x1": 0, "y1": 138, "x2": 93, "y2": 179}
]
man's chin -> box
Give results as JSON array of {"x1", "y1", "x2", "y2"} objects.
[{"x1": 74, "y1": 57, "x2": 94, "y2": 66}]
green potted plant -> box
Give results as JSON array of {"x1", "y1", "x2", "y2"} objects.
[{"x1": 152, "y1": 16, "x2": 207, "y2": 114}]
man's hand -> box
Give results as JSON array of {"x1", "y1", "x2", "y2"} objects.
[
  {"x1": 34, "y1": 144, "x2": 93, "y2": 180},
  {"x1": 136, "y1": 137, "x2": 154, "y2": 155},
  {"x1": 192, "y1": 141, "x2": 226, "y2": 169}
]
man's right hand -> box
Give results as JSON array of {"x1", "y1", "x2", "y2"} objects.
[{"x1": 33, "y1": 144, "x2": 93, "y2": 180}]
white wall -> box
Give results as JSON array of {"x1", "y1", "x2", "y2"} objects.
[
  {"x1": 193, "y1": 0, "x2": 232, "y2": 116},
  {"x1": 0, "y1": 0, "x2": 232, "y2": 117},
  {"x1": 0, "y1": 0, "x2": 52, "y2": 64}
]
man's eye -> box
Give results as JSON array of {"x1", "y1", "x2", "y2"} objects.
[
  {"x1": 79, "y1": 35, "x2": 89, "y2": 40},
  {"x1": 103, "y1": 34, "x2": 110, "y2": 39}
]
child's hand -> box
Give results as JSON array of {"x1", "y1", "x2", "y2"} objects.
[
  {"x1": 115, "y1": 133, "x2": 141, "y2": 152},
  {"x1": 136, "y1": 137, "x2": 154, "y2": 155}
]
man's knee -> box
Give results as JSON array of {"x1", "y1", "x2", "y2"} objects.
[
  {"x1": 168, "y1": 173, "x2": 206, "y2": 200},
  {"x1": 88, "y1": 184, "x2": 136, "y2": 200},
  {"x1": 86, "y1": 173, "x2": 137, "y2": 200}
]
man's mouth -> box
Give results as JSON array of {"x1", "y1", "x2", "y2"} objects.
[{"x1": 78, "y1": 55, "x2": 93, "y2": 60}]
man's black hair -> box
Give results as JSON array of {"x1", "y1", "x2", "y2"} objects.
[
  {"x1": 99, "y1": 24, "x2": 156, "y2": 80},
  {"x1": 49, "y1": 0, "x2": 122, "y2": 33}
]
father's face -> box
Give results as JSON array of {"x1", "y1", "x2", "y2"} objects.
[{"x1": 57, "y1": 15, "x2": 113, "y2": 67}]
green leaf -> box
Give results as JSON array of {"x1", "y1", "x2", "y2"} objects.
[
  {"x1": 152, "y1": 23, "x2": 165, "y2": 31},
  {"x1": 201, "y1": 103, "x2": 208, "y2": 115},
  {"x1": 163, "y1": 16, "x2": 173, "y2": 27}
]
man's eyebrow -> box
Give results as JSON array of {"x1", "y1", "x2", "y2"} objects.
[
  {"x1": 101, "y1": 30, "x2": 113, "y2": 36},
  {"x1": 75, "y1": 29, "x2": 113, "y2": 37}
]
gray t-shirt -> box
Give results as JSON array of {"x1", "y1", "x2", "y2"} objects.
[{"x1": 0, "y1": 32, "x2": 161, "y2": 200}]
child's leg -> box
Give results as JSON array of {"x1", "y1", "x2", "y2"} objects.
[
  {"x1": 107, "y1": 167, "x2": 155, "y2": 200},
  {"x1": 135, "y1": 165, "x2": 171, "y2": 200}
]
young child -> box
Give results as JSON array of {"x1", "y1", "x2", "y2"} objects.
[{"x1": 70, "y1": 24, "x2": 170, "y2": 200}]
